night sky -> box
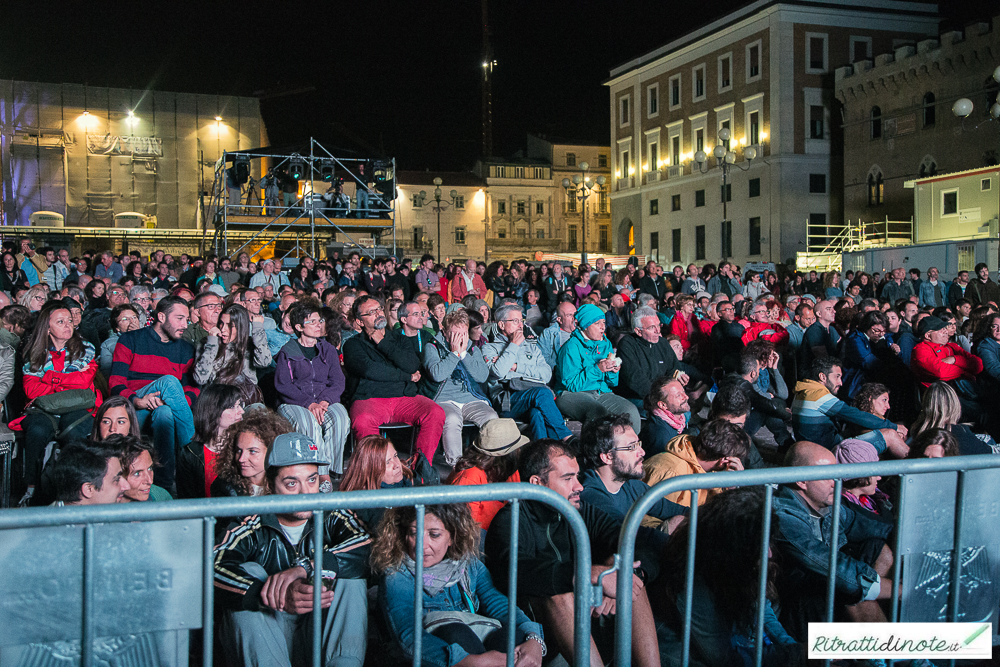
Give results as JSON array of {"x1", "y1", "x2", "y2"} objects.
[{"x1": 1, "y1": 0, "x2": 993, "y2": 170}]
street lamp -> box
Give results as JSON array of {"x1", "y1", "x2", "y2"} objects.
[
  {"x1": 952, "y1": 65, "x2": 1000, "y2": 127},
  {"x1": 562, "y1": 161, "x2": 607, "y2": 266},
  {"x1": 694, "y1": 128, "x2": 756, "y2": 254},
  {"x1": 414, "y1": 177, "x2": 459, "y2": 258}
]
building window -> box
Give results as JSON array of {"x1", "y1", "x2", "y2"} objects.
[
  {"x1": 672, "y1": 229, "x2": 682, "y2": 262},
  {"x1": 455, "y1": 227, "x2": 466, "y2": 244},
  {"x1": 923, "y1": 92, "x2": 936, "y2": 127},
  {"x1": 517, "y1": 228, "x2": 527, "y2": 239},
  {"x1": 454, "y1": 195, "x2": 465, "y2": 210},
  {"x1": 513, "y1": 166, "x2": 525, "y2": 178},
  {"x1": 749, "y1": 178, "x2": 761, "y2": 198},
  {"x1": 809, "y1": 174, "x2": 826, "y2": 193},
  {"x1": 958, "y1": 244, "x2": 975, "y2": 272},
  {"x1": 672, "y1": 194, "x2": 681, "y2": 211},
  {"x1": 746, "y1": 41, "x2": 762, "y2": 81},
  {"x1": 599, "y1": 191, "x2": 609, "y2": 213},
  {"x1": 720, "y1": 183, "x2": 731, "y2": 203},
  {"x1": 695, "y1": 225, "x2": 706, "y2": 260},
  {"x1": 537, "y1": 229, "x2": 545, "y2": 239},
  {"x1": 650, "y1": 199, "x2": 659, "y2": 215},
  {"x1": 749, "y1": 217, "x2": 761, "y2": 255},
  {"x1": 671, "y1": 135, "x2": 681, "y2": 166},
  {"x1": 648, "y1": 142, "x2": 658, "y2": 171},
  {"x1": 695, "y1": 189, "x2": 705, "y2": 207},
  {"x1": 497, "y1": 201, "x2": 507, "y2": 215},
  {"x1": 850, "y1": 36, "x2": 872, "y2": 63},
  {"x1": 669, "y1": 74, "x2": 682, "y2": 109},
  {"x1": 693, "y1": 64, "x2": 706, "y2": 101},
  {"x1": 497, "y1": 228, "x2": 506, "y2": 239},
  {"x1": 567, "y1": 193, "x2": 577, "y2": 213},
  {"x1": 619, "y1": 95, "x2": 630, "y2": 127},
  {"x1": 983, "y1": 178, "x2": 992, "y2": 192},
  {"x1": 719, "y1": 117, "x2": 732, "y2": 149},
  {"x1": 413, "y1": 226, "x2": 425, "y2": 249},
  {"x1": 599, "y1": 226, "x2": 610, "y2": 252},
  {"x1": 918, "y1": 158, "x2": 937, "y2": 178},
  {"x1": 867, "y1": 170, "x2": 883, "y2": 206},
  {"x1": 870, "y1": 106, "x2": 882, "y2": 139},
  {"x1": 806, "y1": 33, "x2": 828, "y2": 73},
  {"x1": 412, "y1": 194, "x2": 423, "y2": 208},
  {"x1": 598, "y1": 154, "x2": 608, "y2": 168},
  {"x1": 516, "y1": 201, "x2": 526, "y2": 215},
  {"x1": 535, "y1": 201, "x2": 544, "y2": 214},
  {"x1": 620, "y1": 149, "x2": 630, "y2": 178},
  {"x1": 748, "y1": 111, "x2": 760, "y2": 145},
  {"x1": 531, "y1": 167, "x2": 545, "y2": 179},
  {"x1": 647, "y1": 83, "x2": 659, "y2": 117},
  {"x1": 695, "y1": 128, "x2": 704, "y2": 153},
  {"x1": 718, "y1": 53, "x2": 732, "y2": 92},
  {"x1": 809, "y1": 105, "x2": 825, "y2": 139},
  {"x1": 650, "y1": 232, "x2": 660, "y2": 264},
  {"x1": 942, "y1": 189, "x2": 958, "y2": 216},
  {"x1": 721, "y1": 220, "x2": 732, "y2": 258},
  {"x1": 568, "y1": 226, "x2": 578, "y2": 250},
  {"x1": 809, "y1": 213, "x2": 827, "y2": 251},
  {"x1": 493, "y1": 165, "x2": 506, "y2": 178},
  {"x1": 566, "y1": 153, "x2": 576, "y2": 167}
]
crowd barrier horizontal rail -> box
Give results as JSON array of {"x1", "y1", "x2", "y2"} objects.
[
  {"x1": 0, "y1": 482, "x2": 594, "y2": 667},
  {"x1": 613, "y1": 454, "x2": 1000, "y2": 667}
]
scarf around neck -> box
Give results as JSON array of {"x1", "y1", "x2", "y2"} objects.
[
  {"x1": 654, "y1": 407, "x2": 686, "y2": 433},
  {"x1": 403, "y1": 555, "x2": 472, "y2": 600}
]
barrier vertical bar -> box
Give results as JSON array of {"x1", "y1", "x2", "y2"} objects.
[
  {"x1": 506, "y1": 499, "x2": 520, "y2": 667},
  {"x1": 413, "y1": 505, "x2": 425, "y2": 667},
  {"x1": 82, "y1": 524, "x2": 95, "y2": 667},
  {"x1": 948, "y1": 471, "x2": 966, "y2": 622},
  {"x1": 753, "y1": 484, "x2": 774, "y2": 667},
  {"x1": 890, "y1": 475, "x2": 907, "y2": 623},
  {"x1": 824, "y1": 480, "x2": 843, "y2": 667},
  {"x1": 203, "y1": 516, "x2": 216, "y2": 667},
  {"x1": 313, "y1": 510, "x2": 324, "y2": 667},
  {"x1": 681, "y1": 489, "x2": 700, "y2": 667}
]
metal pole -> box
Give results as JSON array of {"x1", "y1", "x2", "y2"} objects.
[
  {"x1": 203, "y1": 517, "x2": 216, "y2": 667},
  {"x1": 82, "y1": 524, "x2": 95, "y2": 667},
  {"x1": 948, "y1": 471, "x2": 967, "y2": 622},
  {"x1": 436, "y1": 202, "x2": 442, "y2": 261},
  {"x1": 680, "y1": 490, "x2": 700, "y2": 667},
  {"x1": 413, "y1": 505, "x2": 425, "y2": 667},
  {"x1": 313, "y1": 510, "x2": 324, "y2": 667},
  {"x1": 581, "y1": 185, "x2": 588, "y2": 267},
  {"x1": 753, "y1": 484, "x2": 774, "y2": 667},
  {"x1": 506, "y1": 499, "x2": 520, "y2": 667},
  {"x1": 310, "y1": 139, "x2": 316, "y2": 258}
]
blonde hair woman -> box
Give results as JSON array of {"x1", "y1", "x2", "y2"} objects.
[{"x1": 910, "y1": 382, "x2": 998, "y2": 456}]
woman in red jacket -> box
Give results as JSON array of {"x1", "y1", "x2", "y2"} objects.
[
  {"x1": 18, "y1": 300, "x2": 101, "y2": 501},
  {"x1": 669, "y1": 294, "x2": 702, "y2": 352}
]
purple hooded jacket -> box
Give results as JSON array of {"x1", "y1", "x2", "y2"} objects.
[{"x1": 274, "y1": 338, "x2": 345, "y2": 407}]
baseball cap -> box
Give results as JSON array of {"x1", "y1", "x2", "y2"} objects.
[
  {"x1": 695, "y1": 291, "x2": 711, "y2": 301},
  {"x1": 207, "y1": 284, "x2": 227, "y2": 297},
  {"x1": 916, "y1": 315, "x2": 948, "y2": 337},
  {"x1": 267, "y1": 432, "x2": 329, "y2": 468},
  {"x1": 475, "y1": 419, "x2": 530, "y2": 457}
]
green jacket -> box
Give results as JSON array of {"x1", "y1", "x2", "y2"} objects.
[{"x1": 554, "y1": 328, "x2": 618, "y2": 395}]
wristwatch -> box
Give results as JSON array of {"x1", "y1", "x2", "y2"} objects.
[{"x1": 525, "y1": 633, "x2": 547, "y2": 657}]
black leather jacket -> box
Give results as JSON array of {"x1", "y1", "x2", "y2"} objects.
[{"x1": 213, "y1": 510, "x2": 371, "y2": 611}]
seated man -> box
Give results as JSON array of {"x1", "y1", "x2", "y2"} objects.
[
  {"x1": 483, "y1": 303, "x2": 571, "y2": 441},
  {"x1": 911, "y1": 315, "x2": 984, "y2": 422},
  {"x1": 773, "y1": 441, "x2": 895, "y2": 640},
  {"x1": 728, "y1": 348, "x2": 793, "y2": 452},
  {"x1": 791, "y1": 357, "x2": 906, "y2": 457},
  {"x1": 616, "y1": 306, "x2": 707, "y2": 413},
  {"x1": 555, "y1": 304, "x2": 641, "y2": 433},
  {"x1": 422, "y1": 309, "x2": 497, "y2": 466},
  {"x1": 485, "y1": 439, "x2": 661, "y2": 667},
  {"x1": 109, "y1": 296, "x2": 198, "y2": 492},
  {"x1": 342, "y1": 295, "x2": 445, "y2": 462},
  {"x1": 214, "y1": 433, "x2": 371, "y2": 667},
  {"x1": 49, "y1": 442, "x2": 129, "y2": 506},
  {"x1": 640, "y1": 377, "x2": 691, "y2": 457},
  {"x1": 182, "y1": 290, "x2": 223, "y2": 346},
  {"x1": 709, "y1": 300, "x2": 745, "y2": 372},
  {"x1": 538, "y1": 300, "x2": 577, "y2": 367},
  {"x1": 578, "y1": 414, "x2": 686, "y2": 529},
  {"x1": 643, "y1": 419, "x2": 748, "y2": 507}
]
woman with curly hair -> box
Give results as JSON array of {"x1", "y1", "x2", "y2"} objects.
[
  {"x1": 211, "y1": 407, "x2": 293, "y2": 497},
  {"x1": 374, "y1": 503, "x2": 545, "y2": 667},
  {"x1": 485, "y1": 261, "x2": 507, "y2": 302}
]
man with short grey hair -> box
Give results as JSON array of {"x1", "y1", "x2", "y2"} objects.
[
  {"x1": 538, "y1": 301, "x2": 577, "y2": 366},
  {"x1": 129, "y1": 285, "x2": 153, "y2": 324}
]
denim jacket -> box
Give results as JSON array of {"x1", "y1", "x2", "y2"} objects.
[
  {"x1": 772, "y1": 486, "x2": 890, "y2": 603},
  {"x1": 379, "y1": 558, "x2": 541, "y2": 667}
]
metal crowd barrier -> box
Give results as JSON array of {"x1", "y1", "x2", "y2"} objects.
[
  {"x1": 613, "y1": 454, "x2": 1000, "y2": 667},
  {"x1": 0, "y1": 483, "x2": 595, "y2": 667}
]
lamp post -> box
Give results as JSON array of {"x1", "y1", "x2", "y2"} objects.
[
  {"x1": 562, "y1": 161, "x2": 607, "y2": 266},
  {"x1": 951, "y1": 65, "x2": 1000, "y2": 128},
  {"x1": 694, "y1": 128, "x2": 756, "y2": 257},
  {"x1": 414, "y1": 177, "x2": 459, "y2": 260}
]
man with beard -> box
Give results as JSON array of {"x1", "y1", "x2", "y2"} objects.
[
  {"x1": 579, "y1": 414, "x2": 687, "y2": 529},
  {"x1": 342, "y1": 295, "x2": 445, "y2": 463},
  {"x1": 109, "y1": 296, "x2": 198, "y2": 492},
  {"x1": 639, "y1": 377, "x2": 692, "y2": 457}
]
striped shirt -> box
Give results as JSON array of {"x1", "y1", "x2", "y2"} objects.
[{"x1": 108, "y1": 326, "x2": 198, "y2": 405}]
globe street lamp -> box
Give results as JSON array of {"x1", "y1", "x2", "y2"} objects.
[
  {"x1": 952, "y1": 65, "x2": 1000, "y2": 127},
  {"x1": 562, "y1": 161, "x2": 607, "y2": 266},
  {"x1": 694, "y1": 128, "x2": 756, "y2": 250},
  {"x1": 414, "y1": 177, "x2": 459, "y2": 257}
]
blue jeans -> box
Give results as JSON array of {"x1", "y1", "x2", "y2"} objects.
[
  {"x1": 500, "y1": 386, "x2": 571, "y2": 441},
  {"x1": 134, "y1": 376, "x2": 196, "y2": 492}
]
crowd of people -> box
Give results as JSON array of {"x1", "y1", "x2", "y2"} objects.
[{"x1": 5, "y1": 239, "x2": 992, "y2": 667}]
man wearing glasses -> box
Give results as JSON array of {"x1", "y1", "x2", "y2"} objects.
[
  {"x1": 182, "y1": 292, "x2": 224, "y2": 346},
  {"x1": 79, "y1": 284, "x2": 130, "y2": 349},
  {"x1": 342, "y1": 295, "x2": 445, "y2": 462},
  {"x1": 239, "y1": 288, "x2": 276, "y2": 331}
]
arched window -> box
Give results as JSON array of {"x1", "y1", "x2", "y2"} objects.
[
  {"x1": 867, "y1": 168, "x2": 884, "y2": 206},
  {"x1": 918, "y1": 155, "x2": 937, "y2": 178},
  {"x1": 923, "y1": 92, "x2": 935, "y2": 127},
  {"x1": 870, "y1": 106, "x2": 882, "y2": 140}
]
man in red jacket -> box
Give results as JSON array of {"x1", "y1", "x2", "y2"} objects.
[
  {"x1": 911, "y1": 315, "x2": 984, "y2": 422},
  {"x1": 740, "y1": 300, "x2": 789, "y2": 347}
]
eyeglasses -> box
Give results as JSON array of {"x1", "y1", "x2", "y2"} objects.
[
  {"x1": 613, "y1": 440, "x2": 642, "y2": 452},
  {"x1": 360, "y1": 306, "x2": 384, "y2": 318},
  {"x1": 504, "y1": 318, "x2": 524, "y2": 325},
  {"x1": 198, "y1": 303, "x2": 223, "y2": 310},
  {"x1": 303, "y1": 317, "x2": 326, "y2": 326}
]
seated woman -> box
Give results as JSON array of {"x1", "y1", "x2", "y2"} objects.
[
  {"x1": 211, "y1": 407, "x2": 292, "y2": 497},
  {"x1": 175, "y1": 384, "x2": 245, "y2": 499},
  {"x1": 100, "y1": 304, "x2": 142, "y2": 379},
  {"x1": 660, "y1": 487, "x2": 805, "y2": 666},
  {"x1": 113, "y1": 435, "x2": 173, "y2": 502},
  {"x1": 193, "y1": 303, "x2": 271, "y2": 405},
  {"x1": 908, "y1": 427, "x2": 960, "y2": 459},
  {"x1": 274, "y1": 301, "x2": 350, "y2": 484},
  {"x1": 341, "y1": 434, "x2": 426, "y2": 532},
  {"x1": 447, "y1": 418, "x2": 527, "y2": 531},
  {"x1": 909, "y1": 382, "x2": 999, "y2": 456},
  {"x1": 16, "y1": 301, "x2": 100, "y2": 505},
  {"x1": 832, "y1": 438, "x2": 893, "y2": 522},
  {"x1": 374, "y1": 503, "x2": 545, "y2": 667},
  {"x1": 92, "y1": 395, "x2": 141, "y2": 440}
]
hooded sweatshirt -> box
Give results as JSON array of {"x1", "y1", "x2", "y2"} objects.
[
  {"x1": 642, "y1": 434, "x2": 724, "y2": 507},
  {"x1": 791, "y1": 379, "x2": 895, "y2": 451}
]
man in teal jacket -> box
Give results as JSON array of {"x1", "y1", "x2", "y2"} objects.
[{"x1": 554, "y1": 303, "x2": 641, "y2": 431}]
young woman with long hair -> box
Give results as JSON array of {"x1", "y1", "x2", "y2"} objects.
[
  {"x1": 211, "y1": 407, "x2": 292, "y2": 497},
  {"x1": 340, "y1": 435, "x2": 415, "y2": 531},
  {"x1": 90, "y1": 395, "x2": 142, "y2": 441},
  {"x1": 909, "y1": 382, "x2": 998, "y2": 455},
  {"x1": 485, "y1": 261, "x2": 507, "y2": 301},
  {"x1": 84, "y1": 278, "x2": 108, "y2": 310},
  {"x1": 175, "y1": 383, "x2": 245, "y2": 499},
  {"x1": 0, "y1": 251, "x2": 28, "y2": 293},
  {"x1": 373, "y1": 503, "x2": 545, "y2": 667},
  {"x1": 193, "y1": 303, "x2": 271, "y2": 405},
  {"x1": 447, "y1": 420, "x2": 526, "y2": 531},
  {"x1": 16, "y1": 301, "x2": 100, "y2": 502}
]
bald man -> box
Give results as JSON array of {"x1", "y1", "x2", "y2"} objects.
[
  {"x1": 773, "y1": 442, "x2": 895, "y2": 639},
  {"x1": 452, "y1": 259, "x2": 487, "y2": 301}
]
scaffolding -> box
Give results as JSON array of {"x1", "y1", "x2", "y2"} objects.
[{"x1": 208, "y1": 138, "x2": 396, "y2": 261}]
